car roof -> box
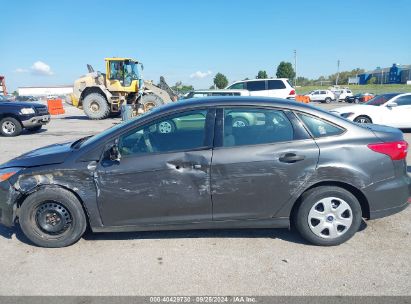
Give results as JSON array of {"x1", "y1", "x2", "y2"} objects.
[
  {"x1": 190, "y1": 89, "x2": 249, "y2": 93},
  {"x1": 231, "y1": 78, "x2": 289, "y2": 83},
  {"x1": 158, "y1": 96, "x2": 317, "y2": 113}
]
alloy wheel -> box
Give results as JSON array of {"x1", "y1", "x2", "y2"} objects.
[{"x1": 1, "y1": 121, "x2": 16, "y2": 135}]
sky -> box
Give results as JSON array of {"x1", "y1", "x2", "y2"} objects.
[{"x1": 1, "y1": 0, "x2": 411, "y2": 91}]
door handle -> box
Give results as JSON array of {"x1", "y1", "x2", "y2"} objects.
[
  {"x1": 279, "y1": 153, "x2": 305, "y2": 163},
  {"x1": 192, "y1": 164, "x2": 202, "y2": 169}
]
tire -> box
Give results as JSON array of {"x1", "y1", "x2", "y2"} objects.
[
  {"x1": 0, "y1": 117, "x2": 22, "y2": 137},
  {"x1": 83, "y1": 93, "x2": 110, "y2": 120},
  {"x1": 324, "y1": 97, "x2": 332, "y2": 104},
  {"x1": 354, "y1": 115, "x2": 372, "y2": 124},
  {"x1": 157, "y1": 120, "x2": 176, "y2": 133},
  {"x1": 294, "y1": 186, "x2": 362, "y2": 246},
  {"x1": 27, "y1": 125, "x2": 42, "y2": 132},
  {"x1": 19, "y1": 187, "x2": 87, "y2": 248},
  {"x1": 140, "y1": 94, "x2": 165, "y2": 112},
  {"x1": 232, "y1": 117, "x2": 249, "y2": 128},
  {"x1": 354, "y1": 98, "x2": 360, "y2": 104},
  {"x1": 345, "y1": 97, "x2": 349, "y2": 102}
]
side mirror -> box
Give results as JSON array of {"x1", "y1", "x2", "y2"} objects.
[
  {"x1": 387, "y1": 102, "x2": 398, "y2": 108},
  {"x1": 109, "y1": 142, "x2": 121, "y2": 162}
]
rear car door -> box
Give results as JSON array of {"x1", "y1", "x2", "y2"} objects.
[
  {"x1": 245, "y1": 81, "x2": 268, "y2": 97},
  {"x1": 210, "y1": 107, "x2": 319, "y2": 220},
  {"x1": 267, "y1": 80, "x2": 287, "y2": 98},
  {"x1": 95, "y1": 108, "x2": 215, "y2": 227}
]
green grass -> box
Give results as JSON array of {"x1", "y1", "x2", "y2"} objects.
[{"x1": 296, "y1": 84, "x2": 411, "y2": 95}]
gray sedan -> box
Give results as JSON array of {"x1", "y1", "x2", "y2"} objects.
[{"x1": 0, "y1": 97, "x2": 409, "y2": 247}]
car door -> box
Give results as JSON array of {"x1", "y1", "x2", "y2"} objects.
[
  {"x1": 95, "y1": 108, "x2": 215, "y2": 227},
  {"x1": 267, "y1": 80, "x2": 287, "y2": 98},
  {"x1": 210, "y1": 107, "x2": 319, "y2": 220},
  {"x1": 383, "y1": 95, "x2": 411, "y2": 128},
  {"x1": 310, "y1": 91, "x2": 319, "y2": 101},
  {"x1": 245, "y1": 80, "x2": 268, "y2": 97}
]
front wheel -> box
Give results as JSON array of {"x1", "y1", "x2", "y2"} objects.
[
  {"x1": 0, "y1": 117, "x2": 22, "y2": 137},
  {"x1": 19, "y1": 187, "x2": 87, "y2": 248},
  {"x1": 354, "y1": 115, "x2": 372, "y2": 124},
  {"x1": 294, "y1": 186, "x2": 362, "y2": 246},
  {"x1": 27, "y1": 125, "x2": 42, "y2": 132},
  {"x1": 324, "y1": 97, "x2": 332, "y2": 104},
  {"x1": 83, "y1": 93, "x2": 110, "y2": 120}
]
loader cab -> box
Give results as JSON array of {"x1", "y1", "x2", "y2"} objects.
[{"x1": 105, "y1": 58, "x2": 143, "y2": 93}]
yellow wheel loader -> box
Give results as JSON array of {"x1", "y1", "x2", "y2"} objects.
[{"x1": 70, "y1": 58, "x2": 178, "y2": 120}]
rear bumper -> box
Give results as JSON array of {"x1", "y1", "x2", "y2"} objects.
[
  {"x1": 363, "y1": 175, "x2": 410, "y2": 220},
  {"x1": 0, "y1": 181, "x2": 19, "y2": 227},
  {"x1": 21, "y1": 114, "x2": 50, "y2": 128}
]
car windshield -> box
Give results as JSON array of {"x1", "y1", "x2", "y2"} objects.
[{"x1": 365, "y1": 93, "x2": 399, "y2": 106}]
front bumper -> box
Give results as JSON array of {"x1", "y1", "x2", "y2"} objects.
[
  {"x1": 0, "y1": 181, "x2": 20, "y2": 227},
  {"x1": 21, "y1": 115, "x2": 51, "y2": 128},
  {"x1": 363, "y1": 175, "x2": 411, "y2": 220}
]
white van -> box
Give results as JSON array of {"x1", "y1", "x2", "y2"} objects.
[{"x1": 225, "y1": 78, "x2": 295, "y2": 99}]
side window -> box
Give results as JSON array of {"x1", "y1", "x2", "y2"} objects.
[
  {"x1": 268, "y1": 80, "x2": 286, "y2": 90},
  {"x1": 394, "y1": 96, "x2": 411, "y2": 106},
  {"x1": 246, "y1": 81, "x2": 266, "y2": 91},
  {"x1": 313, "y1": 91, "x2": 319, "y2": 95},
  {"x1": 320, "y1": 91, "x2": 327, "y2": 94},
  {"x1": 298, "y1": 113, "x2": 344, "y2": 138},
  {"x1": 227, "y1": 82, "x2": 245, "y2": 90},
  {"x1": 119, "y1": 110, "x2": 209, "y2": 156},
  {"x1": 223, "y1": 108, "x2": 294, "y2": 147}
]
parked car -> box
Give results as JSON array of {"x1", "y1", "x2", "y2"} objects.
[
  {"x1": 0, "y1": 97, "x2": 409, "y2": 248},
  {"x1": 0, "y1": 95, "x2": 50, "y2": 136},
  {"x1": 305, "y1": 90, "x2": 336, "y2": 103},
  {"x1": 226, "y1": 79, "x2": 296, "y2": 99},
  {"x1": 184, "y1": 89, "x2": 250, "y2": 99},
  {"x1": 16, "y1": 95, "x2": 39, "y2": 102},
  {"x1": 331, "y1": 89, "x2": 353, "y2": 101},
  {"x1": 331, "y1": 93, "x2": 411, "y2": 127},
  {"x1": 345, "y1": 93, "x2": 375, "y2": 104}
]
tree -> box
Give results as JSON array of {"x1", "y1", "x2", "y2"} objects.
[
  {"x1": 214, "y1": 73, "x2": 228, "y2": 89},
  {"x1": 276, "y1": 61, "x2": 295, "y2": 79},
  {"x1": 256, "y1": 70, "x2": 268, "y2": 79}
]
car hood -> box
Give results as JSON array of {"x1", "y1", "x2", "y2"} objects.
[{"x1": 0, "y1": 141, "x2": 74, "y2": 169}]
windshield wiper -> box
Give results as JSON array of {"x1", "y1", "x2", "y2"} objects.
[{"x1": 71, "y1": 135, "x2": 93, "y2": 149}]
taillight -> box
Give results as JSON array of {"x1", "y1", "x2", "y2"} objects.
[
  {"x1": 367, "y1": 141, "x2": 408, "y2": 160},
  {"x1": 289, "y1": 89, "x2": 296, "y2": 95}
]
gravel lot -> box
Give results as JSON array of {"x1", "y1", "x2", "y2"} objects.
[{"x1": 0, "y1": 101, "x2": 410, "y2": 296}]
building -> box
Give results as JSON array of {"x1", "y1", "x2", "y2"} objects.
[
  {"x1": 18, "y1": 85, "x2": 73, "y2": 96},
  {"x1": 358, "y1": 64, "x2": 411, "y2": 85}
]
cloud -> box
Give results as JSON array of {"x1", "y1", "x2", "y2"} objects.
[
  {"x1": 14, "y1": 68, "x2": 29, "y2": 73},
  {"x1": 31, "y1": 61, "x2": 54, "y2": 76},
  {"x1": 190, "y1": 70, "x2": 212, "y2": 79}
]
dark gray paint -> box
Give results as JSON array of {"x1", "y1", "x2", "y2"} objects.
[{"x1": 0, "y1": 97, "x2": 409, "y2": 233}]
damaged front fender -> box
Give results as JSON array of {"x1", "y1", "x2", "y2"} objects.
[{"x1": 0, "y1": 180, "x2": 21, "y2": 227}]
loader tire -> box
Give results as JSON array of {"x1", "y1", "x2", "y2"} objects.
[
  {"x1": 140, "y1": 94, "x2": 165, "y2": 112},
  {"x1": 83, "y1": 93, "x2": 110, "y2": 120}
]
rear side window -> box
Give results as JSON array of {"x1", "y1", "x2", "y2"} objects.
[
  {"x1": 227, "y1": 82, "x2": 245, "y2": 90},
  {"x1": 298, "y1": 113, "x2": 344, "y2": 138},
  {"x1": 246, "y1": 81, "x2": 266, "y2": 91},
  {"x1": 222, "y1": 108, "x2": 294, "y2": 147},
  {"x1": 268, "y1": 80, "x2": 286, "y2": 90}
]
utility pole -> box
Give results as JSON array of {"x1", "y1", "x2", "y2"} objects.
[
  {"x1": 294, "y1": 50, "x2": 297, "y2": 87},
  {"x1": 336, "y1": 60, "x2": 340, "y2": 86}
]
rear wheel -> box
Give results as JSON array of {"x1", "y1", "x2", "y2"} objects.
[
  {"x1": 354, "y1": 98, "x2": 360, "y2": 104},
  {"x1": 324, "y1": 97, "x2": 332, "y2": 104},
  {"x1": 354, "y1": 115, "x2": 372, "y2": 124},
  {"x1": 83, "y1": 93, "x2": 110, "y2": 120},
  {"x1": 19, "y1": 188, "x2": 87, "y2": 248},
  {"x1": 0, "y1": 117, "x2": 22, "y2": 137},
  {"x1": 232, "y1": 117, "x2": 249, "y2": 128},
  {"x1": 294, "y1": 186, "x2": 362, "y2": 246}
]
